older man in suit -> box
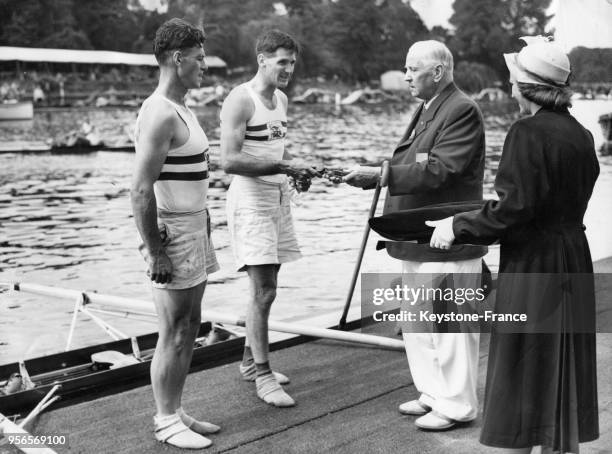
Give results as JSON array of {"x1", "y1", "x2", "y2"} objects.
[{"x1": 344, "y1": 40, "x2": 487, "y2": 430}]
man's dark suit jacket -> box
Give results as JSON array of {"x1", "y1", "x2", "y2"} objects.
[{"x1": 381, "y1": 82, "x2": 488, "y2": 262}]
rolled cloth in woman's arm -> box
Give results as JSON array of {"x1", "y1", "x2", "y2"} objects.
[{"x1": 369, "y1": 200, "x2": 485, "y2": 243}]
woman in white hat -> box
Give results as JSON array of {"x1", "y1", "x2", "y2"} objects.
[{"x1": 428, "y1": 37, "x2": 600, "y2": 453}]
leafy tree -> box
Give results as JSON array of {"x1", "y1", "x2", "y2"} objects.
[
  {"x1": 0, "y1": 0, "x2": 44, "y2": 47},
  {"x1": 235, "y1": 9, "x2": 333, "y2": 80},
  {"x1": 454, "y1": 61, "x2": 500, "y2": 93},
  {"x1": 449, "y1": 0, "x2": 552, "y2": 80},
  {"x1": 166, "y1": 0, "x2": 277, "y2": 67},
  {"x1": 0, "y1": 0, "x2": 563, "y2": 88},
  {"x1": 0, "y1": 0, "x2": 173, "y2": 53},
  {"x1": 375, "y1": 0, "x2": 429, "y2": 72},
  {"x1": 324, "y1": 0, "x2": 387, "y2": 81},
  {"x1": 0, "y1": 0, "x2": 92, "y2": 49},
  {"x1": 569, "y1": 47, "x2": 612, "y2": 83},
  {"x1": 281, "y1": 2, "x2": 337, "y2": 78},
  {"x1": 430, "y1": 25, "x2": 452, "y2": 43},
  {"x1": 72, "y1": 0, "x2": 140, "y2": 51},
  {"x1": 129, "y1": 9, "x2": 170, "y2": 53},
  {"x1": 319, "y1": 0, "x2": 428, "y2": 82},
  {"x1": 283, "y1": 0, "x2": 326, "y2": 15},
  {"x1": 39, "y1": 28, "x2": 92, "y2": 50}
]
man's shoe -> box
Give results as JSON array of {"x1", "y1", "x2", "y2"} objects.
[
  {"x1": 154, "y1": 413, "x2": 212, "y2": 449},
  {"x1": 239, "y1": 363, "x2": 290, "y2": 385},
  {"x1": 398, "y1": 399, "x2": 432, "y2": 416},
  {"x1": 414, "y1": 411, "x2": 456, "y2": 431},
  {"x1": 177, "y1": 407, "x2": 220, "y2": 435},
  {"x1": 255, "y1": 373, "x2": 295, "y2": 407}
]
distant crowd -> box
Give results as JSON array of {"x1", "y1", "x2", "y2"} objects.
[
  {"x1": 0, "y1": 68, "x2": 159, "y2": 105},
  {"x1": 1, "y1": 67, "x2": 611, "y2": 107}
]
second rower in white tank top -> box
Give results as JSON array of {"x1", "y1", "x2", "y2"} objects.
[{"x1": 235, "y1": 82, "x2": 288, "y2": 185}]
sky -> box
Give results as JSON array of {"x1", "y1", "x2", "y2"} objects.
[
  {"x1": 410, "y1": 0, "x2": 612, "y2": 52},
  {"x1": 139, "y1": 0, "x2": 612, "y2": 52}
]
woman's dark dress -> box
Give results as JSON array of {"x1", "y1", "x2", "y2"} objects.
[{"x1": 453, "y1": 108, "x2": 600, "y2": 451}]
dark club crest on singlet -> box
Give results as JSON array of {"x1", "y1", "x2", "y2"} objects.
[{"x1": 268, "y1": 120, "x2": 284, "y2": 140}]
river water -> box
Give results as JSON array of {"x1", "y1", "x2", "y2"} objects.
[{"x1": 1, "y1": 100, "x2": 611, "y2": 363}]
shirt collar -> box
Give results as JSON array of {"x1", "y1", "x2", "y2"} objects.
[{"x1": 424, "y1": 93, "x2": 439, "y2": 110}]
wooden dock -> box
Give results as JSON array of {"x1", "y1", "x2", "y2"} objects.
[{"x1": 5, "y1": 258, "x2": 612, "y2": 453}]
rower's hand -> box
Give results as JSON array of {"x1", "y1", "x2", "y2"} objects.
[
  {"x1": 290, "y1": 175, "x2": 312, "y2": 193},
  {"x1": 147, "y1": 250, "x2": 173, "y2": 284},
  {"x1": 343, "y1": 165, "x2": 380, "y2": 188},
  {"x1": 282, "y1": 160, "x2": 322, "y2": 181},
  {"x1": 426, "y1": 217, "x2": 455, "y2": 250}
]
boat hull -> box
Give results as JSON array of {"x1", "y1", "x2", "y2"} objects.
[
  {"x1": 0, "y1": 322, "x2": 246, "y2": 416},
  {"x1": 0, "y1": 143, "x2": 134, "y2": 154},
  {"x1": 0, "y1": 314, "x2": 366, "y2": 417},
  {"x1": 0, "y1": 101, "x2": 34, "y2": 120}
]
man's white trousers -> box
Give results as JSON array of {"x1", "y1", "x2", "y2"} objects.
[{"x1": 401, "y1": 258, "x2": 481, "y2": 421}]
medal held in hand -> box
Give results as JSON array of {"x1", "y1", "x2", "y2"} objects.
[
  {"x1": 321, "y1": 167, "x2": 350, "y2": 184},
  {"x1": 288, "y1": 175, "x2": 312, "y2": 193}
]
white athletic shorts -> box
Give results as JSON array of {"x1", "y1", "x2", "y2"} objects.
[
  {"x1": 226, "y1": 176, "x2": 301, "y2": 271},
  {"x1": 139, "y1": 209, "x2": 219, "y2": 290}
]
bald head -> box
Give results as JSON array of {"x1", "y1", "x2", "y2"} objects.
[{"x1": 404, "y1": 40, "x2": 454, "y2": 101}]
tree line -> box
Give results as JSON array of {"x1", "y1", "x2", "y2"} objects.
[{"x1": 0, "y1": 0, "x2": 609, "y2": 91}]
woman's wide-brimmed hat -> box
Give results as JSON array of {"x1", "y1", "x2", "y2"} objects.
[{"x1": 504, "y1": 36, "x2": 570, "y2": 87}]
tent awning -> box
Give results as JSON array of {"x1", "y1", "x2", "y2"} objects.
[{"x1": 0, "y1": 46, "x2": 226, "y2": 68}]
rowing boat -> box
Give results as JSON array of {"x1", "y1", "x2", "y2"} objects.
[
  {"x1": 0, "y1": 322, "x2": 245, "y2": 417},
  {"x1": 0, "y1": 281, "x2": 397, "y2": 418},
  {"x1": 0, "y1": 141, "x2": 220, "y2": 155},
  {"x1": 0, "y1": 318, "x2": 375, "y2": 417},
  {"x1": 0, "y1": 142, "x2": 133, "y2": 155},
  {"x1": 0, "y1": 101, "x2": 34, "y2": 121}
]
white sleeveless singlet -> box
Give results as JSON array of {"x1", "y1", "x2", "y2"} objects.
[
  {"x1": 237, "y1": 82, "x2": 287, "y2": 185},
  {"x1": 135, "y1": 93, "x2": 210, "y2": 214}
]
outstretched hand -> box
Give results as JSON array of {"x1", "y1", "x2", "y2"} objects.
[
  {"x1": 426, "y1": 216, "x2": 455, "y2": 250},
  {"x1": 343, "y1": 165, "x2": 380, "y2": 188},
  {"x1": 284, "y1": 161, "x2": 321, "y2": 181},
  {"x1": 321, "y1": 168, "x2": 349, "y2": 184}
]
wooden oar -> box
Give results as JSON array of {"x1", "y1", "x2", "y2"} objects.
[
  {"x1": 3, "y1": 282, "x2": 403, "y2": 351},
  {"x1": 338, "y1": 160, "x2": 390, "y2": 329}
]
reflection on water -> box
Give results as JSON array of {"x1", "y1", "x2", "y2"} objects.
[
  {"x1": 0, "y1": 101, "x2": 610, "y2": 361},
  {"x1": 0, "y1": 103, "x2": 509, "y2": 277}
]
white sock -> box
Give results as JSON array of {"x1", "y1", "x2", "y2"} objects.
[
  {"x1": 154, "y1": 412, "x2": 212, "y2": 449},
  {"x1": 176, "y1": 407, "x2": 220, "y2": 434}
]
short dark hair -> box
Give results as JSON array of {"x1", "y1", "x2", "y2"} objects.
[
  {"x1": 518, "y1": 82, "x2": 573, "y2": 111},
  {"x1": 255, "y1": 29, "x2": 299, "y2": 56},
  {"x1": 154, "y1": 18, "x2": 206, "y2": 63}
]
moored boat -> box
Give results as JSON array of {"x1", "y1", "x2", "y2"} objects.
[
  {"x1": 0, "y1": 322, "x2": 243, "y2": 416},
  {"x1": 0, "y1": 141, "x2": 219, "y2": 154},
  {"x1": 0, "y1": 101, "x2": 34, "y2": 121},
  {"x1": 0, "y1": 282, "x2": 400, "y2": 418},
  {"x1": 0, "y1": 142, "x2": 133, "y2": 155},
  {"x1": 599, "y1": 112, "x2": 612, "y2": 156}
]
